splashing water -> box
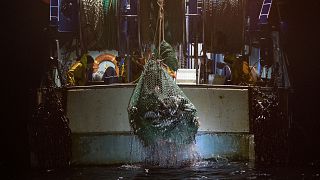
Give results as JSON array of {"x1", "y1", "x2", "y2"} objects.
[
  {"x1": 128, "y1": 59, "x2": 200, "y2": 167},
  {"x1": 144, "y1": 141, "x2": 200, "y2": 168}
]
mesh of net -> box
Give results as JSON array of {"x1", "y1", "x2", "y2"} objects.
[
  {"x1": 203, "y1": 0, "x2": 245, "y2": 53},
  {"x1": 128, "y1": 58, "x2": 199, "y2": 147},
  {"x1": 30, "y1": 75, "x2": 71, "y2": 170},
  {"x1": 80, "y1": 0, "x2": 118, "y2": 51}
]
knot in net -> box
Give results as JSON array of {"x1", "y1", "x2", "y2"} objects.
[{"x1": 128, "y1": 59, "x2": 199, "y2": 146}]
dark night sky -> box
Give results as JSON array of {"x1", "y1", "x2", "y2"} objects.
[
  {"x1": 2, "y1": 0, "x2": 320, "y2": 176},
  {"x1": 285, "y1": 1, "x2": 320, "y2": 165},
  {"x1": 2, "y1": 0, "x2": 51, "y2": 175}
]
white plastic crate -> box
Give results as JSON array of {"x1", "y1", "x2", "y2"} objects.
[{"x1": 176, "y1": 69, "x2": 197, "y2": 85}]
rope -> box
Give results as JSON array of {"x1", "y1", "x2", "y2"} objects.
[
  {"x1": 152, "y1": 0, "x2": 165, "y2": 56},
  {"x1": 150, "y1": 0, "x2": 170, "y2": 76}
]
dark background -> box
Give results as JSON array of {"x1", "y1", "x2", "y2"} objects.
[
  {"x1": 2, "y1": 0, "x2": 51, "y2": 176},
  {"x1": 2, "y1": 0, "x2": 320, "y2": 177},
  {"x1": 285, "y1": 1, "x2": 320, "y2": 166}
]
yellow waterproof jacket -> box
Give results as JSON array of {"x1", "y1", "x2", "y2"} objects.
[
  {"x1": 67, "y1": 55, "x2": 89, "y2": 86},
  {"x1": 164, "y1": 65, "x2": 176, "y2": 79},
  {"x1": 231, "y1": 60, "x2": 258, "y2": 85}
]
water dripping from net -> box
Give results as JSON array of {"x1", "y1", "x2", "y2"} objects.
[{"x1": 143, "y1": 140, "x2": 200, "y2": 168}]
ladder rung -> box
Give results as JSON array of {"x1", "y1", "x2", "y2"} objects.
[{"x1": 264, "y1": 0, "x2": 272, "y2": 4}]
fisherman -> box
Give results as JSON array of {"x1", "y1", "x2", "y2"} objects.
[
  {"x1": 224, "y1": 54, "x2": 260, "y2": 85},
  {"x1": 102, "y1": 66, "x2": 117, "y2": 84},
  {"x1": 66, "y1": 54, "x2": 94, "y2": 86}
]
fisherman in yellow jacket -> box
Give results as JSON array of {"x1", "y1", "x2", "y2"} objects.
[
  {"x1": 67, "y1": 54, "x2": 94, "y2": 86},
  {"x1": 224, "y1": 54, "x2": 260, "y2": 85}
]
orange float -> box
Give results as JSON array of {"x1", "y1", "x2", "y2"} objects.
[{"x1": 93, "y1": 53, "x2": 119, "y2": 76}]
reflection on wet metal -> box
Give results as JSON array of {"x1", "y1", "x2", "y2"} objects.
[
  {"x1": 30, "y1": 160, "x2": 320, "y2": 179},
  {"x1": 250, "y1": 87, "x2": 290, "y2": 165}
]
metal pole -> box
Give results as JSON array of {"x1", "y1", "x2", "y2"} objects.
[
  {"x1": 195, "y1": 35, "x2": 199, "y2": 85},
  {"x1": 55, "y1": 39, "x2": 62, "y2": 87},
  {"x1": 202, "y1": 0, "x2": 207, "y2": 83},
  {"x1": 186, "y1": 0, "x2": 189, "y2": 69},
  {"x1": 77, "y1": 0, "x2": 84, "y2": 54},
  {"x1": 242, "y1": 0, "x2": 247, "y2": 55},
  {"x1": 117, "y1": 0, "x2": 121, "y2": 53},
  {"x1": 214, "y1": 54, "x2": 217, "y2": 75},
  {"x1": 126, "y1": 36, "x2": 131, "y2": 82},
  {"x1": 182, "y1": 0, "x2": 186, "y2": 68},
  {"x1": 137, "y1": 0, "x2": 142, "y2": 55}
]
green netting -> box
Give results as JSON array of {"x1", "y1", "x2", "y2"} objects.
[
  {"x1": 160, "y1": 41, "x2": 178, "y2": 71},
  {"x1": 128, "y1": 58, "x2": 199, "y2": 146},
  {"x1": 80, "y1": 0, "x2": 118, "y2": 51}
]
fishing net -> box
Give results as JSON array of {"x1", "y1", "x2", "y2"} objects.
[
  {"x1": 203, "y1": 0, "x2": 246, "y2": 53},
  {"x1": 80, "y1": 0, "x2": 118, "y2": 51},
  {"x1": 29, "y1": 74, "x2": 71, "y2": 170},
  {"x1": 160, "y1": 41, "x2": 178, "y2": 71},
  {"x1": 128, "y1": 58, "x2": 199, "y2": 146}
]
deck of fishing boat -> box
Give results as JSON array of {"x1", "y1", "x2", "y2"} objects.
[{"x1": 64, "y1": 83, "x2": 254, "y2": 165}]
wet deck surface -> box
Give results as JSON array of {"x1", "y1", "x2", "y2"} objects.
[{"x1": 8, "y1": 161, "x2": 320, "y2": 180}]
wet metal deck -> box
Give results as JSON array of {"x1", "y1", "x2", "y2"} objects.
[{"x1": 65, "y1": 84, "x2": 254, "y2": 165}]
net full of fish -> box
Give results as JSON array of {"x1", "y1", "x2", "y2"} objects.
[{"x1": 128, "y1": 59, "x2": 199, "y2": 146}]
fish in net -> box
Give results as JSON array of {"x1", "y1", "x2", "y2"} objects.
[{"x1": 128, "y1": 57, "x2": 199, "y2": 146}]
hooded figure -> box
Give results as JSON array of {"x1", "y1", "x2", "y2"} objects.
[
  {"x1": 225, "y1": 54, "x2": 260, "y2": 85},
  {"x1": 67, "y1": 54, "x2": 94, "y2": 86}
]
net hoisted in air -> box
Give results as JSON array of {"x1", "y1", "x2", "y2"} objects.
[
  {"x1": 127, "y1": 58, "x2": 199, "y2": 146},
  {"x1": 128, "y1": 0, "x2": 199, "y2": 147}
]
